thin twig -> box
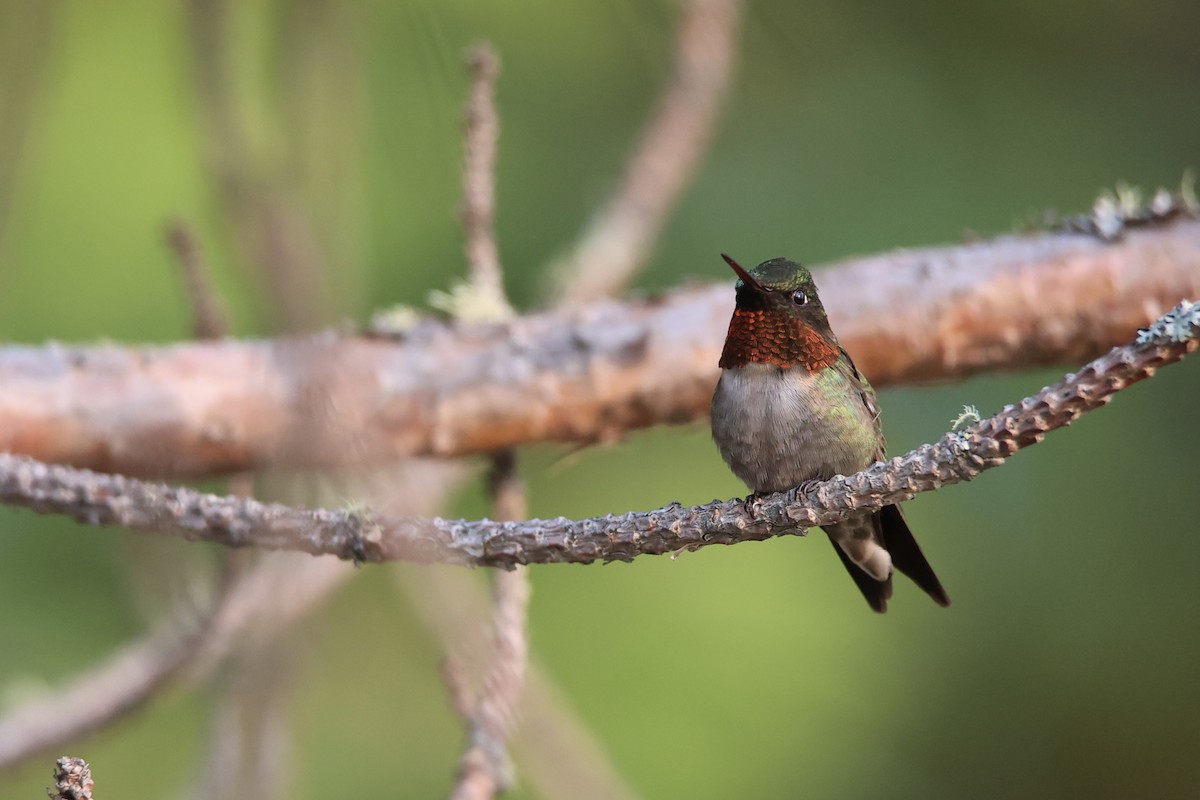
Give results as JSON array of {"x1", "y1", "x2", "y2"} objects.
[
  {"x1": 556, "y1": 0, "x2": 743, "y2": 304},
  {"x1": 450, "y1": 453, "x2": 531, "y2": 800},
  {"x1": 402, "y1": 568, "x2": 639, "y2": 800},
  {"x1": 441, "y1": 656, "x2": 476, "y2": 720},
  {"x1": 164, "y1": 217, "x2": 251, "y2": 504},
  {"x1": 1, "y1": 301, "x2": 1195, "y2": 567},
  {"x1": 165, "y1": 220, "x2": 232, "y2": 340},
  {"x1": 164, "y1": 220, "x2": 294, "y2": 800},
  {"x1": 450, "y1": 567, "x2": 531, "y2": 799},
  {"x1": 184, "y1": 0, "x2": 330, "y2": 331},
  {"x1": 169, "y1": 462, "x2": 463, "y2": 790},
  {"x1": 3, "y1": 218, "x2": 1197, "y2": 479},
  {"x1": 166, "y1": 208, "x2": 297, "y2": 800},
  {"x1": 450, "y1": 47, "x2": 530, "y2": 796},
  {"x1": 460, "y1": 43, "x2": 506, "y2": 305}
]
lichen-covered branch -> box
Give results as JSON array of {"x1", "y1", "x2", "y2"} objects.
[
  {"x1": 1, "y1": 218, "x2": 1197, "y2": 480},
  {"x1": 1, "y1": 302, "x2": 1194, "y2": 567}
]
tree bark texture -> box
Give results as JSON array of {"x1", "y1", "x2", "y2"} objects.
[{"x1": 0, "y1": 219, "x2": 1197, "y2": 479}]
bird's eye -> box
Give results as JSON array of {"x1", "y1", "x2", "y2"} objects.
[{"x1": 791, "y1": 290, "x2": 808, "y2": 306}]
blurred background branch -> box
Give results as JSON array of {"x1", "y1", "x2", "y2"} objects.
[
  {"x1": 554, "y1": 0, "x2": 743, "y2": 304},
  {"x1": 402, "y1": 566, "x2": 639, "y2": 800},
  {"x1": 0, "y1": 561, "x2": 237, "y2": 769},
  {"x1": 457, "y1": 43, "x2": 508, "y2": 315},
  {"x1": 165, "y1": 220, "x2": 233, "y2": 341},
  {"x1": 183, "y1": 0, "x2": 362, "y2": 332},
  {"x1": 0, "y1": 552, "x2": 355, "y2": 770},
  {"x1": 0, "y1": 1, "x2": 57, "y2": 267},
  {"x1": 164, "y1": 216, "x2": 298, "y2": 800}
]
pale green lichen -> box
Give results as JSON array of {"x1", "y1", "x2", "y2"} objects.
[
  {"x1": 427, "y1": 280, "x2": 513, "y2": 324},
  {"x1": 369, "y1": 304, "x2": 423, "y2": 334},
  {"x1": 340, "y1": 496, "x2": 374, "y2": 517},
  {"x1": 951, "y1": 404, "x2": 981, "y2": 431},
  {"x1": 1114, "y1": 182, "x2": 1144, "y2": 217}
]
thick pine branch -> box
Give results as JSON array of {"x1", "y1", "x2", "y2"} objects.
[
  {"x1": 0, "y1": 218, "x2": 1197, "y2": 480},
  {"x1": 1, "y1": 302, "x2": 1195, "y2": 566}
]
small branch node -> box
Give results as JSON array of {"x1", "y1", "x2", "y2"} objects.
[{"x1": 48, "y1": 756, "x2": 94, "y2": 800}]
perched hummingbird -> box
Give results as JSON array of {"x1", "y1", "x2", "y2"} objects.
[{"x1": 710, "y1": 254, "x2": 949, "y2": 612}]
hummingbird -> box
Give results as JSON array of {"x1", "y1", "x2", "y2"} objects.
[{"x1": 710, "y1": 254, "x2": 949, "y2": 612}]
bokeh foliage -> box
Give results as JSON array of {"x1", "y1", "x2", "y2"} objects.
[{"x1": 1, "y1": 1, "x2": 1198, "y2": 797}]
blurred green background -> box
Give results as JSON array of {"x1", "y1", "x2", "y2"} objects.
[{"x1": 2, "y1": 0, "x2": 1199, "y2": 797}]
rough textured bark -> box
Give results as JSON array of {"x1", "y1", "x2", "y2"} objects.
[
  {"x1": 1, "y1": 219, "x2": 1197, "y2": 480},
  {"x1": 1, "y1": 302, "x2": 1194, "y2": 567}
]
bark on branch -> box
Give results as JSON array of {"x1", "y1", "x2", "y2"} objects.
[
  {"x1": 47, "y1": 756, "x2": 94, "y2": 800},
  {"x1": 1, "y1": 219, "x2": 1197, "y2": 480},
  {"x1": 1, "y1": 301, "x2": 1195, "y2": 566},
  {"x1": 448, "y1": 43, "x2": 531, "y2": 800}
]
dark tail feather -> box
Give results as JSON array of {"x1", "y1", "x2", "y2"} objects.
[
  {"x1": 879, "y1": 504, "x2": 951, "y2": 607},
  {"x1": 827, "y1": 535, "x2": 893, "y2": 613}
]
